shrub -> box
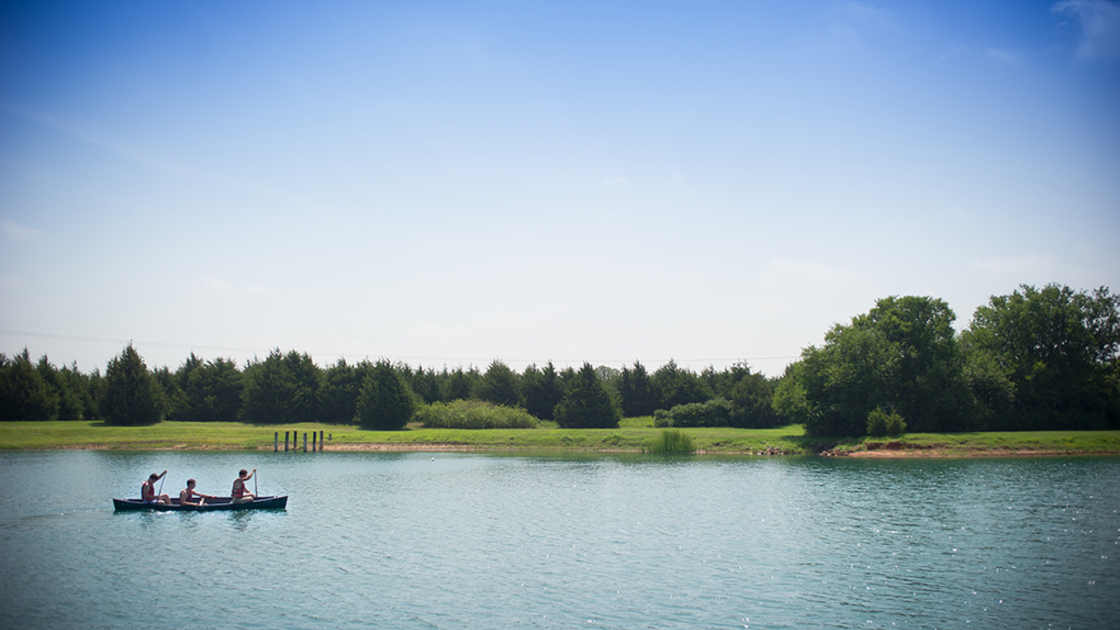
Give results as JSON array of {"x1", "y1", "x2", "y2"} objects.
[
  {"x1": 645, "y1": 429, "x2": 695, "y2": 455},
  {"x1": 416, "y1": 399, "x2": 538, "y2": 429},
  {"x1": 867, "y1": 407, "x2": 906, "y2": 437},
  {"x1": 866, "y1": 408, "x2": 888, "y2": 437},
  {"x1": 654, "y1": 398, "x2": 732, "y2": 427},
  {"x1": 885, "y1": 411, "x2": 907, "y2": 436}
]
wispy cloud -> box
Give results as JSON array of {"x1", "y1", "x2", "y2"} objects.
[
  {"x1": 828, "y1": 2, "x2": 895, "y2": 40},
  {"x1": 0, "y1": 104, "x2": 199, "y2": 179},
  {"x1": 1, "y1": 219, "x2": 41, "y2": 241},
  {"x1": 1, "y1": 104, "x2": 342, "y2": 219},
  {"x1": 844, "y1": 2, "x2": 890, "y2": 21},
  {"x1": 1053, "y1": 0, "x2": 1120, "y2": 60}
]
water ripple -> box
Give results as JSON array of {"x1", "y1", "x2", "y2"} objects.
[{"x1": 0, "y1": 452, "x2": 1118, "y2": 628}]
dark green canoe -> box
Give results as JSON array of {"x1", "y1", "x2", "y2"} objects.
[{"x1": 113, "y1": 495, "x2": 288, "y2": 511}]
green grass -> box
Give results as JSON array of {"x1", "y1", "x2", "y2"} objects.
[
  {"x1": 829, "y1": 430, "x2": 1120, "y2": 456},
  {"x1": 1, "y1": 421, "x2": 1118, "y2": 456}
]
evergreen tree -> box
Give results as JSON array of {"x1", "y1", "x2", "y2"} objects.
[
  {"x1": 476, "y1": 360, "x2": 520, "y2": 407},
  {"x1": 320, "y1": 358, "x2": 362, "y2": 424},
  {"x1": 728, "y1": 369, "x2": 778, "y2": 428},
  {"x1": 99, "y1": 344, "x2": 164, "y2": 426},
  {"x1": 36, "y1": 354, "x2": 82, "y2": 421},
  {"x1": 172, "y1": 352, "x2": 205, "y2": 421},
  {"x1": 410, "y1": 365, "x2": 444, "y2": 403},
  {"x1": 521, "y1": 362, "x2": 564, "y2": 420},
  {"x1": 0, "y1": 349, "x2": 58, "y2": 421},
  {"x1": 357, "y1": 360, "x2": 416, "y2": 430},
  {"x1": 618, "y1": 361, "x2": 657, "y2": 417},
  {"x1": 177, "y1": 354, "x2": 243, "y2": 423},
  {"x1": 445, "y1": 367, "x2": 475, "y2": 401},
  {"x1": 283, "y1": 350, "x2": 322, "y2": 424},
  {"x1": 56, "y1": 361, "x2": 93, "y2": 421},
  {"x1": 240, "y1": 349, "x2": 321, "y2": 425},
  {"x1": 554, "y1": 363, "x2": 621, "y2": 429},
  {"x1": 153, "y1": 366, "x2": 185, "y2": 420},
  {"x1": 241, "y1": 350, "x2": 296, "y2": 424},
  {"x1": 204, "y1": 357, "x2": 244, "y2": 423},
  {"x1": 652, "y1": 360, "x2": 711, "y2": 411}
]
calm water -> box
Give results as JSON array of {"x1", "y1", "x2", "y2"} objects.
[{"x1": 0, "y1": 451, "x2": 1116, "y2": 629}]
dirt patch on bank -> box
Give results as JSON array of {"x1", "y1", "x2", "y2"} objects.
[{"x1": 324, "y1": 443, "x2": 498, "y2": 452}]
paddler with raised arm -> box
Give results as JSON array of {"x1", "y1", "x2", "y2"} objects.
[
  {"x1": 141, "y1": 470, "x2": 171, "y2": 505},
  {"x1": 231, "y1": 468, "x2": 256, "y2": 503}
]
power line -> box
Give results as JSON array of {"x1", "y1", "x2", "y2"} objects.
[{"x1": 0, "y1": 329, "x2": 801, "y2": 369}]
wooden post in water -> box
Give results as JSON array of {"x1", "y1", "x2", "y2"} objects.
[
  {"x1": 312, "y1": 431, "x2": 317, "y2": 452},
  {"x1": 274, "y1": 432, "x2": 278, "y2": 452},
  {"x1": 303, "y1": 432, "x2": 308, "y2": 452},
  {"x1": 320, "y1": 430, "x2": 325, "y2": 451},
  {"x1": 284, "y1": 431, "x2": 289, "y2": 452}
]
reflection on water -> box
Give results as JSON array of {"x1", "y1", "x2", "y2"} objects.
[{"x1": 0, "y1": 450, "x2": 1117, "y2": 629}]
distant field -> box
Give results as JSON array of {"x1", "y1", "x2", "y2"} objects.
[{"x1": 1, "y1": 421, "x2": 1118, "y2": 456}]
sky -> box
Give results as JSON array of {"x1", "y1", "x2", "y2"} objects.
[{"x1": 1, "y1": 0, "x2": 1118, "y2": 377}]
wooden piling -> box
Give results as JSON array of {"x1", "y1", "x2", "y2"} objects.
[
  {"x1": 284, "y1": 431, "x2": 290, "y2": 452},
  {"x1": 274, "y1": 432, "x2": 278, "y2": 452},
  {"x1": 303, "y1": 432, "x2": 307, "y2": 452},
  {"x1": 312, "y1": 431, "x2": 317, "y2": 451}
]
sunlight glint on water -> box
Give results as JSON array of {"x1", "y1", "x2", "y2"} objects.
[{"x1": 0, "y1": 451, "x2": 1117, "y2": 629}]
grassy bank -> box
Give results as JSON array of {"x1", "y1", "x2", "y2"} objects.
[
  {"x1": 832, "y1": 430, "x2": 1120, "y2": 457},
  {"x1": 2, "y1": 420, "x2": 1119, "y2": 456}
]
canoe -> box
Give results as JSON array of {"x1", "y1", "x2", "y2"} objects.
[{"x1": 113, "y1": 495, "x2": 288, "y2": 511}]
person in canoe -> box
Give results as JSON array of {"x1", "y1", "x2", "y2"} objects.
[
  {"x1": 180, "y1": 479, "x2": 216, "y2": 507},
  {"x1": 141, "y1": 470, "x2": 171, "y2": 505},
  {"x1": 231, "y1": 468, "x2": 256, "y2": 503}
]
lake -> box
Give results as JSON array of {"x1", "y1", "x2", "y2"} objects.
[{"x1": 0, "y1": 451, "x2": 1116, "y2": 629}]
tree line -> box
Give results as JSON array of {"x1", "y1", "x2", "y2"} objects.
[
  {"x1": 2, "y1": 283, "x2": 1117, "y2": 436},
  {"x1": 0, "y1": 345, "x2": 774, "y2": 431}
]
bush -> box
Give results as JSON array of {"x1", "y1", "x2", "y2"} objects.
[
  {"x1": 866, "y1": 408, "x2": 888, "y2": 437},
  {"x1": 885, "y1": 412, "x2": 907, "y2": 436},
  {"x1": 867, "y1": 407, "x2": 906, "y2": 437},
  {"x1": 654, "y1": 398, "x2": 732, "y2": 427},
  {"x1": 416, "y1": 400, "x2": 538, "y2": 429},
  {"x1": 645, "y1": 429, "x2": 695, "y2": 455}
]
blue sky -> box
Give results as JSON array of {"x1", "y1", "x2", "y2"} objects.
[{"x1": 2, "y1": 0, "x2": 1118, "y2": 376}]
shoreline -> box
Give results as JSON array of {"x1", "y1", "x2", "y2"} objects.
[
  {"x1": 3, "y1": 422, "x2": 1119, "y2": 457},
  {"x1": 17, "y1": 442, "x2": 1120, "y2": 458}
]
